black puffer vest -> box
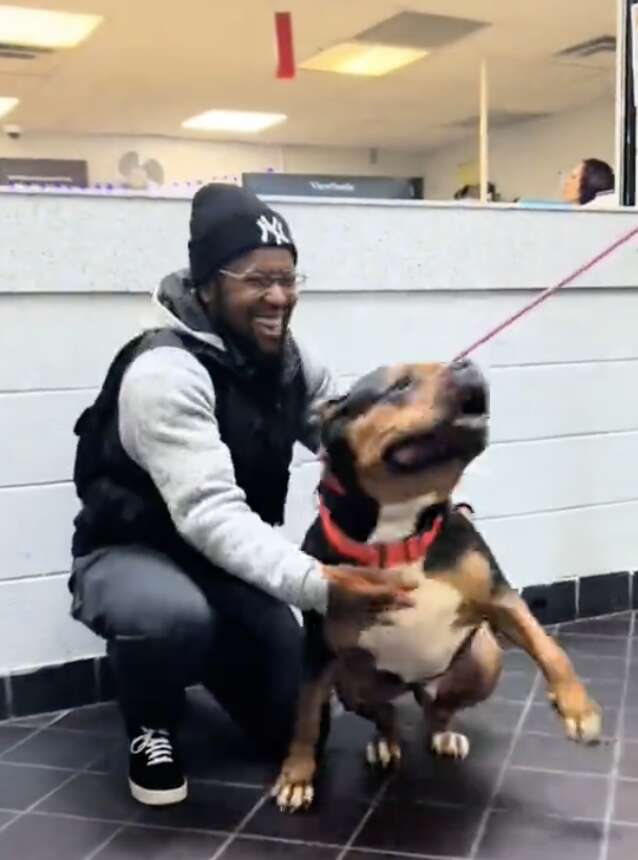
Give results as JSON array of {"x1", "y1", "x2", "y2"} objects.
[{"x1": 71, "y1": 328, "x2": 307, "y2": 565}]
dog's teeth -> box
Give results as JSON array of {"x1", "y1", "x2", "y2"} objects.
[{"x1": 366, "y1": 741, "x2": 378, "y2": 765}]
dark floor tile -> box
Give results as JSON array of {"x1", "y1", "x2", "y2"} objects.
[
  {"x1": 324, "y1": 711, "x2": 374, "y2": 754},
  {"x1": 246, "y1": 793, "x2": 368, "y2": 846},
  {"x1": 86, "y1": 737, "x2": 128, "y2": 777},
  {"x1": 622, "y1": 709, "x2": 638, "y2": 740},
  {"x1": 313, "y1": 749, "x2": 384, "y2": 803},
  {"x1": 624, "y1": 678, "x2": 638, "y2": 710},
  {"x1": 476, "y1": 809, "x2": 603, "y2": 860},
  {"x1": 0, "y1": 812, "x2": 116, "y2": 860},
  {"x1": 0, "y1": 725, "x2": 34, "y2": 755},
  {"x1": 559, "y1": 634, "x2": 628, "y2": 658},
  {"x1": 355, "y1": 799, "x2": 481, "y2": 856},
  {"x1": 3, "y1": 728, "x2": 106, "y2": 770},
  {"x1": 613, "y1": 779, "x2": 638, "y2": 824},
  {"x1": 561, "y1": 613, "x2": 631, "y2": 637},
  {"x1": 0, "y1": 762, "x2": 71, "y2": 810},
  {"x1": 502, "y1": 650, "x2": 537, "y2": 674},
  {"x1": 346, "y1": 854, "x2": 429, "y2": 860},
  {"x1": 524, "y1": 703, "x2": 618, "y2": 737},
  {"x1": 535, "y1": 678, "x2": 624, "y2": 709},
  {"x1": 224, "y1": 838, "x2": 339, "y2": 859},
  {"x1": 511, "y1": 733, "x2": 615, "y2": 774},
  {"x1": 137, "y1": 782, "x2": 262, "y2": 833},
  {"x1": 619, "y1": 741, "x2": 638, "y2": 779},
  {"x1": 579, "y1": 573, "x2": 630, "y2": 618},
  {"x1": 494, "y1": 672, "x2": 534, "y2": 701},
  {"x1": 35, "y1": 772, "x2": 141, "y2": 822},
  {"x1": 0, "y1": 680, "x2": 6, "y2": 721},
  {"x1": 496, "y1": 767, "x2": 608, "y2": 819},
  {"x1": 55, "y1": 703, "x2": 122, "y2": 736},
  {"x1": 4, "y1": 711, "x2": 66, "y2": 729},
  {"x1": 389, "y1": 758, "x2": 499, "y2": 808},
  {"x1": 607, "y1": 824, "x2": 638, "y2": 860},
  {"x1": 93, "y1": 824, "x2": 224, "y2": 859},
  {"x1": 458, "y1": 699, "x2": 524, "y2": 734},
  {"x1": 11, "y1": 660, "x2": 97, "y2": 717},
  {"x1": 0, "y1": 811, "x2": 16, "y2": 828},
  {"x1": 568, "y1": 654, "x2": 627, "y2": 681},
  {"x1": 181, "y1": 734, "x2": 278, "y2": 786}
]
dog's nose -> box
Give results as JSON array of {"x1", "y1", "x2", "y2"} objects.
[{"x1": 448, "y1": 359, "x2": 488, "y2": 416}]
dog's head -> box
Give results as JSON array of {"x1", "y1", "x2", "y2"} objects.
[{"x1": 320, "y1": 359, "x2": 488, "y2": 506}]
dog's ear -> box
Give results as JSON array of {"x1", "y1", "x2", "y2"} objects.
[{"x1": 318, "y1": 395, "x2": 348, "y2": 424}]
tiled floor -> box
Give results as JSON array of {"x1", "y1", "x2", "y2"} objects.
[{"x1": 1, "y1": 612, "x2": 638, "y2": 859}]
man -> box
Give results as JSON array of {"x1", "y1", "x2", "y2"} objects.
[{"x1": 69, "y1": 183, "x2": 410, "y2": 807}]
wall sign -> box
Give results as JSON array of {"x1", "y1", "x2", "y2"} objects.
[
  {"x1": 243, "y1": 172, "x2": 423, "y2": 199},
  {"x1": 0, "y1": 158, "x2": 88, "y2": 187}
]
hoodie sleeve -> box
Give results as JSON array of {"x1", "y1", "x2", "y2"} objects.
[
  {"x1": 118, "y1": 346, "x2": 328, "y2": 612},
  {"x1": 296, "y1": 342, "x2": 340, "y2": 453}
]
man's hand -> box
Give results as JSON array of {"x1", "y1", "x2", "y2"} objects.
[{"x1": 321, "y1": 564, "x2": 417, "y2": 650}]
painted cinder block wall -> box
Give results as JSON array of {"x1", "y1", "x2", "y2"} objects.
[{"x1": 1, "y1": 193, "x2": 637, "y2": 675}]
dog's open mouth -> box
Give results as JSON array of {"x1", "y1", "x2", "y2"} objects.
[{"x1": 384, "y1": 415, "x2": 488, "y2": 475}]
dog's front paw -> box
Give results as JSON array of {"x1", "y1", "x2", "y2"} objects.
[
  {"x1": 431, "y1": 731, "x2": 470, "y2": 759},
  {"x1": 366, "y1": 736, "x2": 401, "y2": 769},
  {"x1": 548, "y1": 682, "x2": 602, "y2": 744},
  {"x1": 271, "y1": 755, "x2": 316, "y2": 813}
]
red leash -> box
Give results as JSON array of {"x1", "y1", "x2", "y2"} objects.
[{"x1": 452, "y1": 224, "x2": 638, "y2": 362}]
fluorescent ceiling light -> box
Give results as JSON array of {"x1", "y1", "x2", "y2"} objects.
[
  {"x1": 0, "y1": 96, "x2": 18, "y2": 119},
  {"x1": 0, "y1": 5, "x2": 102, "y2": 49},
  {"x1": 182, "y1": 110, "x2": 287, "y2": 133},
  {"x1": 301, "y1": 42, "x2": 428, "y2": 76}
]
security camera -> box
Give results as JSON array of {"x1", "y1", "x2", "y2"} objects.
[{"x1": 3, "y1": 124, "x2": 22, "y2": 140}]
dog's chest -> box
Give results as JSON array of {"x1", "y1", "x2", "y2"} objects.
[{"x1": 357, "y1": 564, "x2": 473, "y2": 684}]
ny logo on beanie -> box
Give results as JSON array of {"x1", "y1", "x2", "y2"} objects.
[{"x1": 257, "y1": 214, "x2": 291, "y2": 246}]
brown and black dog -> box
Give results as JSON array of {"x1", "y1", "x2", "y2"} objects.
[{"x1": 273, "y1": 358, "x2": 602, "y2": 812}]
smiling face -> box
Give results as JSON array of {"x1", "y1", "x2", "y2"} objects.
[
  {"x1": 321, "y1": 360, "x2": 489, "y2": 505},
  {"x1": 202, "y1": 247, "x2": 298, "y2": 356}
]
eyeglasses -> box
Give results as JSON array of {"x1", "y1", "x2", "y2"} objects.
[{"x1": 218, "y1": 267, "x2": 308, "y2": 292}]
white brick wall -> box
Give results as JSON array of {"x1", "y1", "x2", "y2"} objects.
[{"x1": 1, "y1": 194, "x2": 637, "y2": 672}]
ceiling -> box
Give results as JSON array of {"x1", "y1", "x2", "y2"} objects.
[{"x1": 0, "y1": 0, "x2": 617, "y2": 151}]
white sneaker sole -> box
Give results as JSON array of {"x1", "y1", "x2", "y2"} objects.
[{"x1": 129, "y1": 778, "x2": 188, "y2": 806}]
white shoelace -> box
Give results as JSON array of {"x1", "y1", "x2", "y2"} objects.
[{"x1": 130, "y1": 727, "x2": 174, "y2": 766}]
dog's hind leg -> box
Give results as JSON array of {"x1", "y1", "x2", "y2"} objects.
[{"x1": 419, "y1": 622, "x2": 502, "y2": 760}]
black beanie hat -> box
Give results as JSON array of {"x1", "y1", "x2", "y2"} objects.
[{"x1": 188, "y1": 183, "x2": 298, "y2": 286}]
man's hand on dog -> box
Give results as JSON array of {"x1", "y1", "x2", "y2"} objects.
[{"x1": 322, "y1": 564, "x2": 416, "y2": 648}]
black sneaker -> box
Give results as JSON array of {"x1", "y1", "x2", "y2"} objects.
[{"x1": 128, "y1": 726, "x2": 187, "y2": 806}]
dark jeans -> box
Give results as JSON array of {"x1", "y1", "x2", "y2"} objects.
[{"x1": 70, "y1": 544, "x2": 304, "y2": 754}]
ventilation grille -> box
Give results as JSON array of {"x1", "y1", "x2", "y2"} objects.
[
  {"x1": 354, "y1": 11, "x2": 489, "y2": 51},
  {"x1": 557, "y1": 35, "x2": 616, "y2": 58},
  {"x1": 0, "y1": 42, "x2": 53, "y2": 61}
]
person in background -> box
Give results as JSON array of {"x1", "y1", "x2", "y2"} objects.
[
  {"x1": 68, "y1": 183, "x2": 412, "y2": 808},
  {"x1": 562, "y1": 158, "x2": 615, "y2": 207},
  {"x1": 453, "y1": 182, "x2": 498, "y2": 202}
]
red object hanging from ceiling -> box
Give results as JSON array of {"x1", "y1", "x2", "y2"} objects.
[{"x1": 275, "y1": 11, "x2": 295, "y2": 79}]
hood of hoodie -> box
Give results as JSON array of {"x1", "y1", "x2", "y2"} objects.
[{"x1": 146, "y1": 270, "x2": 301, "y2": 383}]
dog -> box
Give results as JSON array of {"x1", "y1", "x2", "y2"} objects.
[{"x1": 273, "y1": 358, "x2": 602, "y2": 812}]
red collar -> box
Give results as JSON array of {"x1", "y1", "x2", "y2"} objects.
[{"x1": 318, "y1": 496, "x2": 444, "y2": 569}]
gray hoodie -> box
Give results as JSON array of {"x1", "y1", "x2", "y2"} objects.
[{"x1": 117, "y1": 272, "x2": 337, "y2": 612}]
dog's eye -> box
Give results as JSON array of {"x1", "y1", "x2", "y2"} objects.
[{"x1": 392, "y1": 376, "x2": 413, "y2": 394}]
